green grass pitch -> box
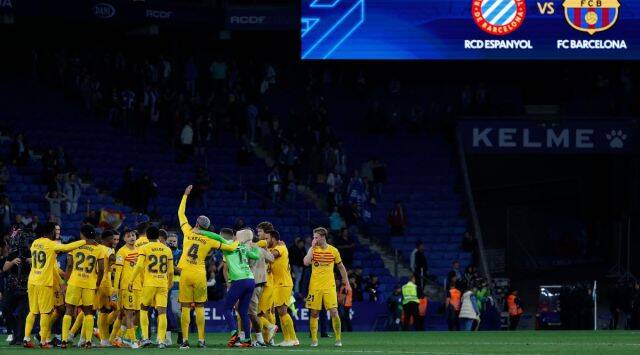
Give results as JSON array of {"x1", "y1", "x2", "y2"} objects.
[{"x1": 2, "y1": 331, "x2": 639, "y2": 354}]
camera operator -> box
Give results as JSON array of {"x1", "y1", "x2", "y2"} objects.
[{"x1": 2, "y1": 226, "x2": 33, "y2": 344}]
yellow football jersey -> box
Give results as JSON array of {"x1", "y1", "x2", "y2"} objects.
[
  {"x1": 134, "y1": 236, "x2": 149, "y2": 249},
  {"x1": 137, "y1": 241, "x2": 174, "y2": 288},
  {"x1": 270, "y1": 244, "x2": 293, "y2": 287},
  {"x1": 309, "y1": 244, "x2": 342, "y2": 290},
  {"x1": 28, "y1": 238, "x2": 86, "y2": 287},
  {"x1": 177, "y1": 232, "x2": 225, "y2": 273},
  {"x1": 68, "y1": 243, "x2": 105, "y2": 289},
  {"x1": 98, "y1": 245, "x2": 114, "y2": 288},
  {"x1": 115, "y1": 245, "x2": 142, "y2": 290}
]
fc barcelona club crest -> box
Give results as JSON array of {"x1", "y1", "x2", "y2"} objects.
[
  {"x1": 472, "y1": 0, "x2": 527, "y2": 36},
  {"x1": 563, "y1": 0, "x2": 620, "y2": 35}
]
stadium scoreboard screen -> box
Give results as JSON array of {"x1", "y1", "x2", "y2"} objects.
[{"x1": 300, "y1": 0, "x2": 640, "y2": 60}]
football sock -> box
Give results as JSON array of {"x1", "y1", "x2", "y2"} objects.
[
  {"x1": 195, "y1": 307, "x2": 205, "y2": 341},
  {"x1": 180, "y1": 307, "x2": 190, "y2": 342},
  {"x1": 157, "y1": 313, "x2": 167, "y2": 343},
  {"x1": 139, "y1": 310, "x2": 149, "y2": 340},
  {"x1": 332, "y1": 315, "x2": 342, "y2": 342},
  {"x1": 310, "y1": 316, "x2": 319, "y2": 342},
  {"x1": 24, "y1": 312, "x2": 36, "y2": 340},
  {"x1": 62, "y1": 315, "x2": 72, "y2": 342}
]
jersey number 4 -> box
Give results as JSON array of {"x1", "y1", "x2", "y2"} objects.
[{"x1": 187, "y1": 244, "x2": 199, "y2": 259}]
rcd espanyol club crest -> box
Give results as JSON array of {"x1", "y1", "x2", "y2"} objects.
[
  {"x1": 563, "y1": 0, "x2": 620, "y2": 35},
  {"x1": 472, "y1": 0, "x2": 527, "y2": 36}
]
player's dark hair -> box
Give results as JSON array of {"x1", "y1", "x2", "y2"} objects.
[
  {"x1": 101, "y1": 230, "x2": 115, "y2": 242},
  {"x1": 158, "y1": 229, "x2": 168, "y2": 239},
  {"x1": 220, "y1": 228, "x2": 234, "y2": 239},
  {"x1": 147, "y1": 226, "x2": 160, "y2": 240},
  {"x1": 416, "y1": 241, "x2": 423, "y2": 248},
  {"x1": 137, "y1": 222, "x2": 149, "y2": 235},
  {"x1": 313, "y1": 227, "x2": 328, "y2": 238},
  {"x1": 268, "y1": 230, "x2": 281, "y2": 241},
  {"x1": 81, "y1": 224, "x2": 96, "y2": 240},
  {"x1": 257, "y1": 221, "x2": 274, "y2": 232},
  {"x1": 37, "y1": 223, "x2": 55, "y2": 238}
]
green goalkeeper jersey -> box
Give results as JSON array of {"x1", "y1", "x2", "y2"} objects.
[{"x1": 197, "y1": 230, "x2": 259, "y2": 281}]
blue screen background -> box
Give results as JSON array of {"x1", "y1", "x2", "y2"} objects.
[{"x1": 301, "y1": 0, "x2": 640, "y2": 60}]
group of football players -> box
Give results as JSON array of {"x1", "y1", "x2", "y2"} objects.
[{"x1": 23, "y1": 185, "x2": 351, "y2": 349}]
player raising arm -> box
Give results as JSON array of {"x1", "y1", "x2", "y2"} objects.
[
  {"x1": 177, "y1": 185, "x2": 238, "y2": 349},
  {"x1": 303, "y1": 227, "x2": 350, "y2": 347}
]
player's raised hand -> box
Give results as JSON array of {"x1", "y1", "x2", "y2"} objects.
[
  {"x1": 311, "y1": 237, "x2": 318, "y2": 248},
  {"x1": 185, "y1": 185, "x2": 193, "y2": 195}
]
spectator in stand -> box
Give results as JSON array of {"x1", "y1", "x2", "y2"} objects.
[
  {"x1": 45, "y1": 190, "x2": 67, "y2": 224},
  {"x1": 463, "y1": 265, "x2": 479, "y2": 290},
  {"x1": 0, "y1": 196, "x2": 12, "y2": 235},
  {"x1": 329, "y1": 207, "x2": 344, "y2": 236},
  {"x1": 462, "y1": 231, "x2": 479, "y2": 266},
  {"x1": 289, "y1": 237, "x2": 306, "y2": 294},
  {"x1": 63, "y1": 173, "x2": 82, "y2": 214},
  {"x1": 267, "y1": 166, "x2": 281, "y2": 203},
  {"x1": 193, "y1": 167, "x2": 211, "y2": 208},
  {"x1": 326, "y1": 170, "x2": 343, "y2": 209},
  {"x1": 446, "y1": 260, "x2": 462, "y2": 290},
  {"x1": 179, "y1": 120, "x2": 194, "y2": 163},
  {"x1": 119, "y1": 165, "x2": 135, "y2": 206},
  {"x1": 446, "y1": 280, "x2": 461, "y2": 331},
  {"x1": 0, "y1": 160, "x2": 9, "y2": 193},
  {"x1": 18, "y1": 210, "x2": 36, "y2": 229},
  {"x1": 388, "y1": 201, "x2": 407, "y2": 236},
  {"x1": 334, "y1": 228, "x2": 356, "y2": 269},
  {"x1": 233, "y1": 218, "x2": 246, "y2": 232},
  {"x1": 209, "y1": 58, "x2": 227, "y2": 89},
  {"x1": 351, "y1": 268, "x2": 364, "y2": 301},
  {"x1": 387, "y1": 285, "x2": 403, "y2": 331},
  {"x1": 83, "y1": 209, "x2": 99, "y2": 227},
  {"x1": 371, "y1": 159, "x2": 387, "y2": 199},
  {"x1": 459, "y1": 285, "x2": 480, "y2": 331},
  {"x1": 410, "y1": 242, "x2": 428, "y2": 296},
  {"x1": 136, "y1": 173, "x2": 157, "y2": 213},
  {"x1": 507, "y1": 290, "x2": 524, "y2": 330},
  {"x1": 10, "y1": 133, "x2": 29, "y2": 166},
  {"x1": 184, "y1": 57, "x2": 199, "y2": 96},
  {"x1": 365, "y1": 275, "x2": 380, "y2": 302}
]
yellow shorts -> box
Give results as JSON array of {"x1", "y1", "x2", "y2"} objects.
[
  {"x1": 120, "y1": 289, "x2": 141, "y2": 311},
  {"x1": 178, "y1": 271, "x2": 207, "y2": 303},
  {"x1": 28, "y1": 284, "x2": 54, "y2": 314},
  {"x1": 273, "y1": 286, "x2": 292, "y2": 307},
  {"x1": 53, "y1": 286, "x2": 65, "y2": 307},
  {"x1": 65, "y1": 285, "x2": 96, "y2": 307},
  {"x1": 141, "y1": 286, "x2": 168, "y2": 308},
  {"x1": 259, "y1": 285, "x2": 274, "y2": 313},
  {"x1": 305, "y1": 288, "x2": 338, "y2": 311},
  {"x1": 94, "y1": 287, "x2": 113, "y2": 311}
]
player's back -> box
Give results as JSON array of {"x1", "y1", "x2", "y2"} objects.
[
  {"x1": 28, "y1": 237, "x2": 56, "y2": 287},
  {"x1": 139, "y1": 241, "x2": 173, "y2": 287},
  {"x1": 177, "y1": 234, "x2": 216, "y2": 272},
  {"x1": 68, "y1": 243, "x2": 104, "y2": 289}
]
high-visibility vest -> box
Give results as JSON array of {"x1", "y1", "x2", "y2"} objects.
[
  {"x1": 402, "y1": 282, "x2": 419, "y2": 305},
  {"x1": 448, "y1": 288, "x2": 461, "y2": 311},
  {"x1": 507, "y1": 295, "x2": 523, "y2": 316}
]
